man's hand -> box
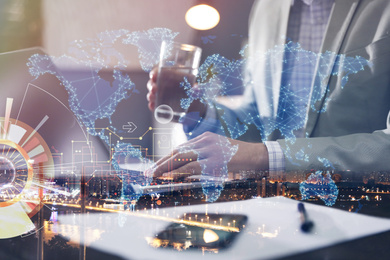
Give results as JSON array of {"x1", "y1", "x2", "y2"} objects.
[
  {"x1": 147, "y1": 132, "x2": 269, "y2": 179},
  {"x1": 146, "y1": 68, "x2": 158, "y2": 111},
  {"x1": 146, "y1": 67, "x2": 208, "y2": 128}
]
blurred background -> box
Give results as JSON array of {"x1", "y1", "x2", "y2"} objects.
[
  {"x1": 2, "y1": 2, "x2": 390, "y2": 260},
  {"x1": 0, "y1": 0, "x2": 255, "y2": 151},
  {"x1": 0, "y1": 0, "x2": 254, "y2": 63},
  {"x1": 0, "y1": 2, "x2": 255, "y2": 259}
]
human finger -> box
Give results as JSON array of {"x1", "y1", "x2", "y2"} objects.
[
  {"x1": 152, "y1": 151, "x2": 198, "y2": 178},
  {"x1": 146, "y1": 91, "x2": 155, "y2": 102},
  {"x1": 176, "y1": 132, "x2": 220, "y2": 151},
  {"x1": 149, "y1": 67, "x2": 158, "y2": 81},
  {"x1": 147, "y1": 79, "x2": 157, "y2": 93},
  {"x1": 153, "y1": 147, "x2": 180, "y2": 168},
  {"x1": 146, "y1": 80, "x2": 157, "y2": 111},
  {"x1": 161, "y1": 161, "x2": 202, "y2": 180},
  {"x1": 146, "y1": 91, "x2": 156, "y2": 108},
  {"x1": 148, "y1": 100, "x2": 155, "y2": 111}
]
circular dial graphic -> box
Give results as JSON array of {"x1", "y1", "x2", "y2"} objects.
[
  {"x1": 0, "y1": 116, "x2": 54, "y2": 217},
  {"x1": 0, "y1": 140, "x2": 33, "y2": 207},
  {"x1": 0, "y1": 157, "x2": 16, "y2": 185}
]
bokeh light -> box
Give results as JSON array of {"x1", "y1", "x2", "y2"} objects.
[{"x1": 185, "y1": 4, "x2": 220, "y2": 30}]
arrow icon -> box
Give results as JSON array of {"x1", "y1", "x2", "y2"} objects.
[{"x1": 123, "y1": 122, "x2": 137, "y2": 133}]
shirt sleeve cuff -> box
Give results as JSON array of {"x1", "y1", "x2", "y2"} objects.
[{"x1": 264, "y1": 141, "x2": 285, "y2": 179}]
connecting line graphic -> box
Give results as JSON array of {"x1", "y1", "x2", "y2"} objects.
[
  {"x1": 23, "y1": 26, "x2": 373, "y2": 205},
  {"x1": 90, "y1": 127, "x2": 175, "y2": 143},
  {"x1": 33, "y1": 161, "x2": 90, "y2": 171},
  {"x1": 84, "y1": 170, "x2": 123, "y2": 183},
  {"x1": 31, "y1": 181, "x2": 80, "y2": 197},
  {"x1": 89, "y1": 126, "x2": 174, "y2": 163},
  {"x1": 21, "y1": 226, "x2": 44, "y2": 238},
  {"x1": 104, "y1": 144, "x2": 152, "y2": 164},
  {"x1": 91, "y1": 126, "x2": 153, "y2": 141}
]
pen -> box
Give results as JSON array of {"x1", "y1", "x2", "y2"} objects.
[{"x1": 298, "y1": 202, "x2": 314, "y2": 233}]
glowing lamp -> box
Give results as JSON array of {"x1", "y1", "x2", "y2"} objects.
[
  {"x1": 203, "y1": 229, "x2": 219, "y2": 243},
  {"x1": 185, "y1": 4, "x2": 220, "y2": 30}
]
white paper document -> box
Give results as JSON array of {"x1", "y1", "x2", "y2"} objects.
[{"x1": 58, "y1": 197, "x2": 390, "y2": 259}]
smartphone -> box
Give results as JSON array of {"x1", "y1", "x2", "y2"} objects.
[{"x1": 148, "y1": 213, "x2": 248, "y2": 252}]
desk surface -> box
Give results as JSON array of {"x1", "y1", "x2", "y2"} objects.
[{"x1": 59, "y1": 197, "x2": 390, "y2": 259}]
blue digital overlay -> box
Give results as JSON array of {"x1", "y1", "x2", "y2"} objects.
[
  {"x1": 299, "y1": 171, "x2": 339, "y2": 206},
  {"x1": 27, "y1": 28, "x2": 371, "y2": 203}
]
